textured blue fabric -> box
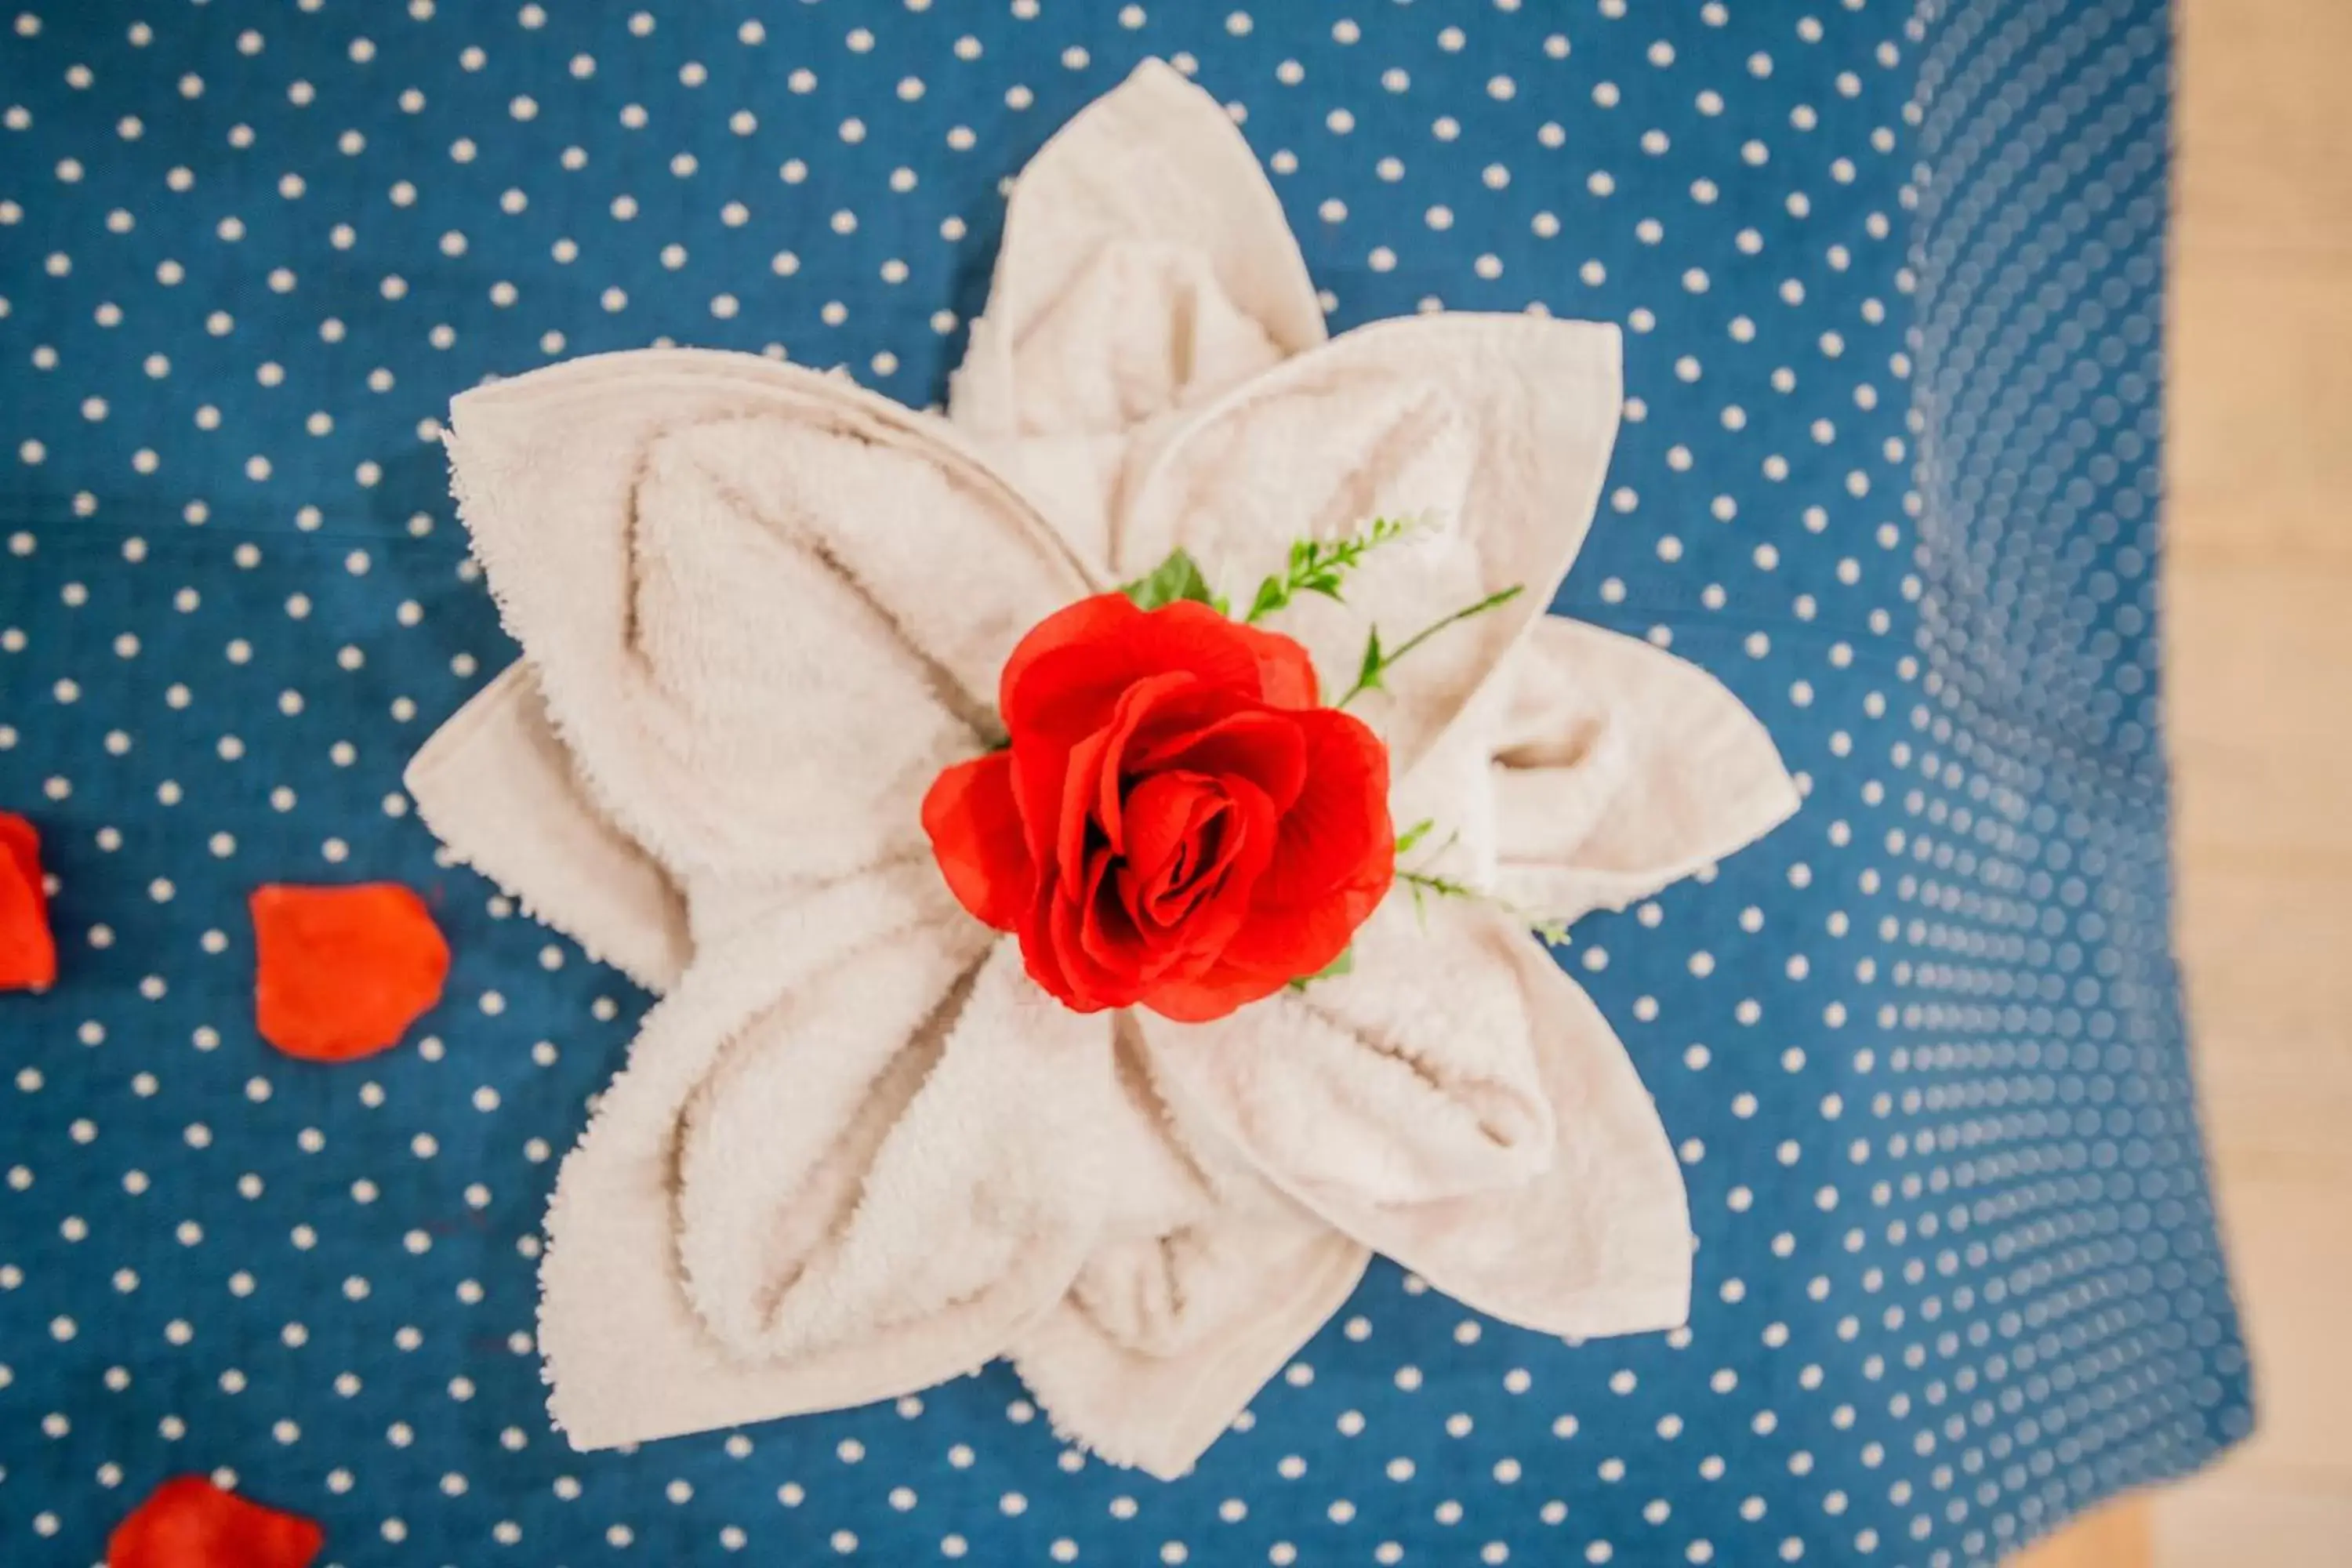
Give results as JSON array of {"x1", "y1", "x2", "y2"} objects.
[{"x1": 0, "y1": 2, "x2": 2250, "y2": 1566}]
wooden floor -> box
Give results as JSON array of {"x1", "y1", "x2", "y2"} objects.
[{"x1": 2018, "y1": 1, "x2": 2352, "y2": 1564}]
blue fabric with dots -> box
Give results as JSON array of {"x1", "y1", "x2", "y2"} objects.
[{"x1": 0, "y1": 2, "x2": 2252, "y2": 1565}]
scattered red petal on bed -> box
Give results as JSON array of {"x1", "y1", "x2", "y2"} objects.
[
  {"x1": 251, "y1": 883, "x2": 451, "y2": 1061},
  {"x1": 0, "y1": 811, "x2": 58, "y2": 993},
  {"x1": 107, "y1": 1475, "x2": 325, "y2": 1568}
]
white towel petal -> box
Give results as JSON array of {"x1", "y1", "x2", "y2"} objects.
[
  {"x1": 404, "y1": 663, "x2": 690, "y2": 993},
  {"x1": 953, "y1": 59, "x2": 1323, "y2": 442},
  {"x1": 1145, "y1": 896, "x2": 1691, "y2": 1339},
  {"x1": 1115, "y1": 314, "x2": 1624, "y2": 781},
  {"x1": 440, "y1": 349, "x2": 1092, "y2": 919},
  {"x1": 677, "y1": 931, "x2": 1116, "y2": 1363},
  {"x1": 1490, "y1": 616, "x2": 1802, "y2": 925},
  {"x1": 950, "y1": 61, "x2": 1323, "y2": 571},
  {"x1": 1145, "y1": 898, "x2": 1556, "y2": 1204},
  {"x1": 1012, "y1": 1018, "x2": 1370, "y2": 1479},
  {"x1": 1016, "y1": 1215, "x2": 1367, "y2": 1481},
  {"x1": 540, "y1": 866, "x2": 1108, "y2": 1450}
]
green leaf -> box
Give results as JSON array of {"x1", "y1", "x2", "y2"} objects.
[
  {"x1": 1121, "y1": 548, "x2": 1221, "y2": 612},
  {"x1": 1287, "y1": 946, "x2": 1356, "y2": 990},
  {"x1": 1247, "y1": 575, "x2": 1288, "y2": 622},
  {"x1": 1395, "y1": 818, "x2": 1437, "y2": 857},
  {"x1": 1356, "y1": 627, "x2": 1385, "y2": 690}
]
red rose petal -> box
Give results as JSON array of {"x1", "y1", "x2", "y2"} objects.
[
  {"x1": 1143, "y1": 960, "x2": 1297, "y2": 1024},
  {"x1": 0, "y1": 811, "x2": 58, "y2": 992},
  {"x1": 1002, "y1": 597, "x2": 1269, "y2": 742},
  {"x1": 1054, "y1": 724, "x2": 1117, "y2": 898},
  {"x1": 1203, "y1": 709, "x2": 1394, "y2": 1000},
  {"x1": 1162, "y1": 775, "x2": 1278, "y2": 960},
  {"x1": 1080, "y1": 671, "x2": 1194, "y2": 858},
  {"x1": 1041, "y1": 858, "x2": 1135, "y2": 1011},
  {"x1": 1126, "y1": 703, "x2": 1311, "y2": 816},
  {"x1": 920, "y1": 751, "x2": 1033, "y2": 931},
  {"x1": 1073, "y1": 850, "x2": 1152, "y2": 985},
  {"x1": 1120, "y1": 772, "x2": 1229, "y2": 918},
  {"x1": 1227, "y1": 619, "x2": 1321, "y2": 710},
  {"x1": 1017, "y1": 877, "x2": 1082, "y2": 1007},
  {"x1": 1214, "y1": 876, "x2": 1382, "y2": 1000},
  {"x1": 1119, "y1": 772, "x2": 1270, "y2": 935},
  {"x1": 995, "y1": 591, "x2": 1144, "y2": 725},
  {"x1": 108, "y1": 1475, "x2": 325, "y2": 1568},
  {"x1": 251, "y1": 884, "x2": 451, "y2": 1061},
  {"x1": 1249, "y1": 707, "x2": 1396, "y2": 912}
]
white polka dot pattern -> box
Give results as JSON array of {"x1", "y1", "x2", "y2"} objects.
[{"x1": 0, "y1": 2, "x2": 2246, "y2": 1565}]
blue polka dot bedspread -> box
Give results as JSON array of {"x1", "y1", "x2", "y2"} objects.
[{"x1": 0, "y1": 2, "x2": 2253, "y2": 1566}]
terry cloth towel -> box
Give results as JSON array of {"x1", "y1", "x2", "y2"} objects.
[{"x1": 404, "y1": 59, "x2": 1798, "y2": 1478}]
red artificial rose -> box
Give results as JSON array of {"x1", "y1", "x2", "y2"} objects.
[
  {"x1": 107, "y1": 1475, "x2": 325, "y2": 1568},
  {"x1": 923, "y1": 594, "x2": 1394, "y2": 1022},
  {"x1": 0, "y1": 811, "x2": 58, "y2": 992}
]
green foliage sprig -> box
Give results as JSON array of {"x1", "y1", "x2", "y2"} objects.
[
  {"x1": 1335, "y1": 586, "x2": 1526, "y2": 710},
  {"x1": 1392, "y1": 817, "x2": 1570, "y2": 946},
  {"x1": 1242, "y1": 515, "x2": 1420, "y2": 624}
]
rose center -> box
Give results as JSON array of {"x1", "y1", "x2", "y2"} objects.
[{"x1": 1103, "y1": 768, "x2": 1250, "y2": 937}]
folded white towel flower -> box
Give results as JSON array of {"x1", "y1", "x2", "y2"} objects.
[{"x1": 405, "y1": 60, "x2": 1799, "y2": 1479}]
